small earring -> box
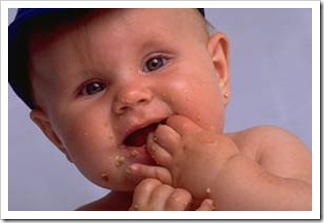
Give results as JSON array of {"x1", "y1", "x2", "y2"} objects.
[{"x1": 224, "y1": 92, "x2": 230, "y2": 99}]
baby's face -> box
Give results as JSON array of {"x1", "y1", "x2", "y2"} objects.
[{"x1": 29, "y1": 9, "x2": 230, "y2": 191}]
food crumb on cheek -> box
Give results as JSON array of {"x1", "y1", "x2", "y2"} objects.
[
  {"x1": 100, "y1": 172, "x2": 109, "y2": 182},
  {"x1": 114, "y1": 155, "x2": 125, "y2": 167}
]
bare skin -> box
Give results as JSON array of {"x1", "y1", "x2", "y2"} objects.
[
  {"x1": 129, "y1": 116, "x2": 311, "y2": 210},
  {"x1": 28, "y1": 9, "x2": 311, "y2": 211},
  {"x1": 77, "y1": 121, "x2": 311, "y2": 211},
  {"x1": 77, "y1": 184, "x2": 215, "y2": 211}
]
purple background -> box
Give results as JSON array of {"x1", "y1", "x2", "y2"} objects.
[{"x1": 9, "y1": 8, "x2": 312, "y2": 210}]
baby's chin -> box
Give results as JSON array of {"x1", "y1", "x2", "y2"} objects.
[
  {"x1": 90, "y1": 167, "x2": 144, "y2": 192},
  {"x1": 81, "y1": 147, "x2": 157, "y2": 190}
]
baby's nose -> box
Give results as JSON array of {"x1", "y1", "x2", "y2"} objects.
[{"x1": 113, "y1": 85, "x2": 153, "y2": 115}]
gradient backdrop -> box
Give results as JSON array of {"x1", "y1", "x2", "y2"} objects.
[{"x1": 8, "y1": 8, "x2": 312, "y2": 211}]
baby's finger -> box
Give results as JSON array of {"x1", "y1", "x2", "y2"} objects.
[
  {"x1": 128, "y1": 163, "x2": 172, "y2": 184},
  {"x1": 164, "y1": 188, "x2": 192, "y2": 211},
  {"x1": 152, "y1": 124, "x2": 182, "y2": 156},
  {"x1": 166, "y1": 115, "x2": 202, "y2": 137},
  {"x1": 147, "y1": 184, "x2": 174, "y2": 210},
  {"x1": 131, "y1": 180, "x2": 188, "y2": 211},
  {"x1": 196, "y1": 199, "x2": 216, "y2": 211},
  {"x1": 130, "y1": 178, "x2": 162, "y2": 211},
  {"x1": 147, "y1": 133, "x2": 173, "y2": 166}
]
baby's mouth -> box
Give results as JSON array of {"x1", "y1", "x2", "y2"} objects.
[{"x1": 124, "y1": 119, "x2": 166, "y2": 147}]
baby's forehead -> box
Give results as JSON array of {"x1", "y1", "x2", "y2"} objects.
[{"x1": 89, "y1": 9, "x2": 205, "y2": 36}]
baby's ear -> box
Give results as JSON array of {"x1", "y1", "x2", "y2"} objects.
[
  {"x1": 30, "y1": 109, "x2": 73, "y2": 163},
  {"x1": 208, "y1": 32, "x2": 231, "y2": 103}
]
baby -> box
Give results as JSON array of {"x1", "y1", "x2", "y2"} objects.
[{"x1": 9, "y1": 8, "x2": 312, "y2": 211}]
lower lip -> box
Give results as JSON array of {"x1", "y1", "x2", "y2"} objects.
[{"x1": 124, "y1": 145, "x2": 155, "y2": 164}]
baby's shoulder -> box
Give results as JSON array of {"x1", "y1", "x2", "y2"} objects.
[
  {"x1": 228, "y1": 125, "x2": 309, "y2": 157},
  {"x1": 230, "y1": 125, "x2": 307, "y2": 148},
  {"x1": 226, "y1": 126, "x2": 282, "y2": 159},
  {"x1": 227, "y1": 125, "x2": 311, "y2": 183}
]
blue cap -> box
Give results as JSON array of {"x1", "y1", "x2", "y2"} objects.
[{"x1": 9, "y1": 8, "x2": 205, "y2": 109}]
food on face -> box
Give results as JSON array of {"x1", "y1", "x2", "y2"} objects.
[
  {"x1": 100, "y1": 172, "x2": 109, "y2": 182},
  {"x1": 114, "y1": 155, "x2": 125, "y2": 167}
]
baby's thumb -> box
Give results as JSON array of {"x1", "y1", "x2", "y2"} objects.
[{"x1": 128, "y1": 163, "x2": 172, "y2": 185}]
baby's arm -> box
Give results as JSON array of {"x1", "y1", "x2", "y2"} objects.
[
  {"x1": 220, "y1": 126, "x2": 312, "y2": 210},
  {"x1": 129, "y1": 115, "x2": 311, "y2": 210},
  {"x1": 208, "y1": 144, "x2": 311, "y2": 210}
]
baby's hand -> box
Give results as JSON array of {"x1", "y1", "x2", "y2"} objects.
[
  {"x1": 145, "y1": 115, "x2": 239, "y2": 199},
  {"x1": 129, "y1": 178, "x2": 215, "y2": 211}
]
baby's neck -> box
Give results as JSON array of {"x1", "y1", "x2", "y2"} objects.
[{"x1": 106, "y1": 191, "x2": 133, "y2": 210}]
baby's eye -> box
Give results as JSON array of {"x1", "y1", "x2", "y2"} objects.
[
  {"x1": 80, "y1": 81, "x2": 106, "y2": 96},
  {"x1": 143, "y1": 56, "x2": 168, "y2": 73}
]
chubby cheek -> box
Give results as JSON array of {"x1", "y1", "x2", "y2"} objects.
[
  {"x1": 52, "y1": 114, "x2": 136, "y2": 191},
  {"x1": 65, "y1": 131, "x2": 138, "y2": 190},
  {"x1": 161, "y1": 73, "x2": 225, "y2": 133}
]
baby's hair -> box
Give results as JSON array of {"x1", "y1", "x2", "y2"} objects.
[
  {"x1": 206, "y1": 20, "x2": 217, "y2": 36},
  {"x1": 192, "y1": 8, "x2": 217, "y2": 37}
]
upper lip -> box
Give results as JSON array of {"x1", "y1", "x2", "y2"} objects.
[{"x1": 123, "y1": 117, "x2": 167, "y2": 147}]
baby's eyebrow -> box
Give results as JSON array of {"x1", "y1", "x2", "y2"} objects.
[
  {"x1": 77, "y1": 68, "x2": 104, "y2": 79},
  {"x1": 139, "y1": 37, "x2": 175, "y2": 54}
]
